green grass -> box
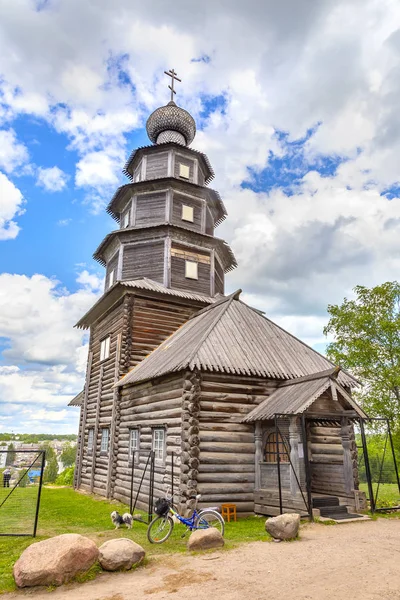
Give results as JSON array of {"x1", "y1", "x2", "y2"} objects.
[
  {"x1": 0, "y1": 487, "x2": 271, "y2": 594},
  {"x1": 359, "y1": 482, "x2": 400, "y2": 508}
]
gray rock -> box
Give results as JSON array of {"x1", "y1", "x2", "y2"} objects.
[
  {"x1": 187, "y1": 528, "x2": 224, "y2": 551},
  {"x1": 98, "y1": 538, "x2": 145, "y2": 571},
  {"x1": 265, "y1": 513, "x2": 300, "y2": 540},
  {"x1": 13, "y1": 533, "x2": 99, "y2": 588}
]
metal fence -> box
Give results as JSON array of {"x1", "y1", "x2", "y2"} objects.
[
  {"x1": 355, "y1": 418, "x2": 400, "y2": 512},
  {"x1": 0, "y1": 450, "x2": 45, "y2": 537}
]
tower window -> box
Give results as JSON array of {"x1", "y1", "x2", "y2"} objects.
[
  {"x1": 122, "y1": 211, "x2": 130, "y2": 228},
  {"x1": 108, "y1": 269, "x2": 115, "y2": 288},
  {"x1": 181, "y1": 204, "x2": 194, "y2": 222},
  {"x1": 185, "y1": 260, "x2": 198, "y2": 280},
  {"x1": 179, "y1": 163, "x2": 190, "y2": 179},
  {"x1": 101, "y1": 428, "x2": 110, "y2": 453},
  {"x1": 100, "y1": 336, "x2": 111, "y2": 361}
]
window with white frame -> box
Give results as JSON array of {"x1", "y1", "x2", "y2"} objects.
[
  {"x1": 101, "y1": 428, "x2": 110, "y2": 453},
  {"x1": 87, "y1": 428, "x2": 94, "y2": 451},
  {"x1": 179, "y1": 163, "x2": 190, "y2": 179},
  {"x1": 185, "y1": 260, "x2": 198, "y2": 280},
  {"x1": 122, "y1": 210, "x2": 130, "y2": 228},
  {"x1": 129, "y1": 429, "x2": 139, "y2": 461},
  {"x1": 152, "y1": 428, "x2": 165, "y2": 461},
  {"x1": 100, "y1": 336, "x2": 111, "y2": 361},
  {"x1": 108, "y1": 269, "x2": 115, "y2": 288},
  {"x1": 181, "y1": 204, "x2": 194, "y2": 222}
]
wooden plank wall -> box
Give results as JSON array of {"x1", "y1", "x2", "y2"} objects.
[
  {"x1": 205, "y1": 208, "x2": 214, "y2": 235},
  {"x1": 197, "y1": 373, "x2": 278, "y2": 514},
  {"x1": 79, "y1": 302, "x2": 125, "y2": 495},
  {"x1": 174, "y1": 154, "x2": 195, "y2": 183},
  {"x1": 122, "y1": 242, "x2": 165, "y2": 282},
  {"x1": 106, "y1": 252, "x2": 119, "y2": 286},
  {"x1": 128, "y1": 296, "x2": 199, "y2": 370},
  {"x1": 146, "y1": 152, "x2": 168, "y2": 180},
  {"x1": 214, "y1": 259, "x2": 224, "y2": 295},
  {"x1": 135, "y1": 193, "x2": 166, "y2": 227},
  {"x1": 113, "y1": 375, "x2": 184, "y2": 509}
]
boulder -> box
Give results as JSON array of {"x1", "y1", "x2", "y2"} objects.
[
  {"x1": 13, "y1": 533, "x2": 98, "y2": 588},
  {"x1": 98, "y1": 538, "x2": 145, "y2": 571},
  {"x1": 187, "y1": 528, "x2": 224, "y2": 551},
  {"x1": 265, "y1": 513, "x2": 300, "y2": 540}
]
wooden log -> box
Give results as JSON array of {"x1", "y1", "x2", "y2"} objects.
[
  {"x1": 311, "y1": 443, "x2": 343, "y2": 455},
  {"x1": 311, "y1": 455, "x2": 344, "y2": 464},
  {"x1": 200, "y1": 452, "x2": 255, "y2": 465},
  {"x1": 199, "y1": 442, "x2": 254, "y2": 453}
]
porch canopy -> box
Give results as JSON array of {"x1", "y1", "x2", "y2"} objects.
[{"x1": 243, "y1": 367, "x2": 368, "y2": 423}]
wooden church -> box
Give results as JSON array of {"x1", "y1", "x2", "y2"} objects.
[{"x1": 71, "y1": 71, "x2": 368, "y2": 518}]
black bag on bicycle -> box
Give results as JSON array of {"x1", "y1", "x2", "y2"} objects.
[{"x1": 154, "y1": 498, "x2": 170, "y2": 516}]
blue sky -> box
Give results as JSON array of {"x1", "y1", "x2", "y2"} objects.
[{"x1": 1, "y1": 0, "x2": 400, "y2": 433}]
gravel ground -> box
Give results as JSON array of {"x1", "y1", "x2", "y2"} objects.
[{"x1": 5, "y1": 518, "x2": 400, "y2": 600}]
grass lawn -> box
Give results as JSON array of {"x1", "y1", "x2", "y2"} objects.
[
  {"x1": 359, "y1": 482, "x2": 400, "y2": 508},
  {"x1": 0, "y1": 486, "x2": 270, "y2": 594}
]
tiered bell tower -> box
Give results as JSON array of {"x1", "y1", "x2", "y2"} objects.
[
  {"x1": 73, "y1": 72, "x2": 236, "y2": 497},
  {"x1": 94, "y1": 70, "x2": 236, "y2": 297}
]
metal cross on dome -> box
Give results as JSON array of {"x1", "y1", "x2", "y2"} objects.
[{"x1": 164, "y1": 68, "x2": 182, "y2": 102}]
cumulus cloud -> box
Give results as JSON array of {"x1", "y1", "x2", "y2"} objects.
[
  {"x1": 0, "y1": 129, "x2": 29, "y2": 173},
  {"x1": 0, "y1": 271, "x2": 102, "y2": 432},
  {"x1": 36, "y1": 166, "x2": 68, "y2": 192},
  {"x1": 0, "y1": 172, "x2": 25, "y2": 240}
]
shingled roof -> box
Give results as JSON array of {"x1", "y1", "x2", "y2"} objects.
[
  {"x1": 117, "y1": 291, "x2": 358, "y2": 388},
  {"x1": 243, "y1": 369, "x2": 366, "y2": 422}
]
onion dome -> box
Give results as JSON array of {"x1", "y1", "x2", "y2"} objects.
[{"x1": 146, "y1": 101, "x2": 196, "y2": 147}]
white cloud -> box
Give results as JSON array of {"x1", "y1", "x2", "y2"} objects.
[
  {"x1": 0, "y1": 172, "x2": 25, "y2": 240},
  {"x1": 0, "y1": 129, "x2": 29, "y2": 173},
  {"x1": 0, "y1": 271, "x2": 102, "y2": 433},
  {"x1": 36, "y1": 166, "x2": 68, "y2": 192}
]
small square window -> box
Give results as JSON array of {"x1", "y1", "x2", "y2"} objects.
[
  {"x1": 87, "y1": 429, "x2": 94, "y2": 451},
  {"x1": 179, "y1": 163, "x2": 190, "y2": 179},
  {"x1": 181, "y1": 205, "x2": 194, "y2": 222},
  {"x1": 100, "y1": 336, "x2": 111, "y2": 361},
  {"x1": 185, "y1": 260, "x2": 198, "y2": 280},
  {"x1": 152, "y1": 428, "x2": 165, "y2": 461},
  {"x1": 108, "y1": 269, "x2": 115, "y2": 288},
  {"x1": 122, "y1": 211, "x2": 130, "y2": 228},
  {"x1": 101, "y1": 428, "x2": 109, "y2": 453},
  {"x1": 129, "y1": 429, "x2": 139, "y2": 461}
]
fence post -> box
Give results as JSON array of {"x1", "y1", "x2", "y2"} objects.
[
  {"x1": 274, "y1": 415, "x2": 283, "y2": 515},
  {"x1": 360, "y1": 419, "x2": 375, "y2": 513},
  {"x1": 387, "y1": 419, "x2": 400, "y2": 493},
  {"x1": 33, "y1": 451, "x2": 46, "y2": 538}
]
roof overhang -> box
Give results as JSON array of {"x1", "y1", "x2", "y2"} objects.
[
  {"x1": 93, "y1": 224, "x2": 237, "y2": 273},
  {"x1": 106, "y1": 178, "x2": 226, "y2": 226},
  {"x1": 68, "y1": 390, "x2": 84, "y2": 407},
  {"x1": 75, "y1": 278, "x2": 215, "y2": 330},
  {"x1": 123, "y1": 142, "x2": 215, "y2": 185},
  {"x1": 243, "y1": 369, "x2": 367, "y2": 423}
]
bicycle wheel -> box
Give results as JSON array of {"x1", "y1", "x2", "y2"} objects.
[
  {"x1": 147, "y1": 515, "x2": 174, "y2": 544},
  {"x1": 195, "y1": 509, "x2": 225, "y2": 536}
]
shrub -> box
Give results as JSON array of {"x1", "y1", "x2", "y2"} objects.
[{"x1": 55, "y1": 466, "x2": 75, "y2": 486}]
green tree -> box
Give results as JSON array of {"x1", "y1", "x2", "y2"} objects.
[
  {"x1": 324, "y1": 281, "x2": 400, "y2": 432},
  {"x1": 5, "y1": 442, "x2": 16, "y2": 466},
  {"x1": 55, "y1": 466, "x2": 75, "y2": 486},
  {"x1": 43, "y1": 457, "x2": 58, "y2": 483},
  {"x1": 60, "y1": 443, "x2": 76, "y2": 468}
]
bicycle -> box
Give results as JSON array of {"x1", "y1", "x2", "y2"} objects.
[{"x1": 147, "y1": 489, "x2": 225, "y2": 544}]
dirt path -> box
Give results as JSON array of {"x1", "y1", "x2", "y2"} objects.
[{"x1": 5, "y1": 519, "x2": 400, "y2": 600}]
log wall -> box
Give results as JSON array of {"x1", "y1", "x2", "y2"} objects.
[
  {"x1": 195, "y1": 373, "x2": 277, "y2": 514},
  {"x1": 113, "y1": 374, "x2": 185, "y2": 509}
]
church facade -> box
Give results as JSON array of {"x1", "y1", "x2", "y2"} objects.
[{"x1": 71, "y1": 73, "x2": 367, "y2": 517}]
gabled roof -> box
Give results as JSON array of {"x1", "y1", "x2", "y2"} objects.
[
  {"x1": 117, "y1": 291, "x2": 358, "y2": 388},
  {"x1": 68, "y1": 390, "x2": 84, "y2": 407},
  {"x1": 243, "y1": 369, "x2": 367, "y2": 422},
  {"x1": 75, "y1": 277, "x2": 215, "y2": 330}
]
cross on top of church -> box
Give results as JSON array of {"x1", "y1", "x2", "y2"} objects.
[{"x1": 164, "y1": 68, "x2": 182, "y2": 102}]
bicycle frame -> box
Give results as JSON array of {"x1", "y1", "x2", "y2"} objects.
[{"x1": 168, "y1": 505, "x2": 201, "y2": 530}]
